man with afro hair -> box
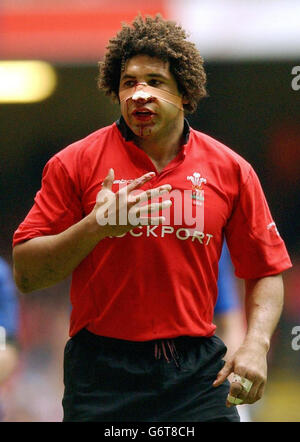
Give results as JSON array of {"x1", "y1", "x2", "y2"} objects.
[{"x1": 13, "y1": 14, "x2": 291, "y2": 422}]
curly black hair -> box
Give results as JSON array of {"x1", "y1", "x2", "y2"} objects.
[{"x1": 97, "y1": 14, "x2": 207, "y2": 114}]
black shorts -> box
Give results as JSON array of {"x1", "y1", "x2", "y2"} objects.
[{"x1": 62, "y1": 329, "x2": 240, "y2": 422}]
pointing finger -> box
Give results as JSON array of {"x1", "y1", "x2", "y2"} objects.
[
  {"x1": 213, "y1": 360, "x2": 233, "y2": 387},
  {"x1": 126, "y1": 172, "x2": 156, "y2": 192}
]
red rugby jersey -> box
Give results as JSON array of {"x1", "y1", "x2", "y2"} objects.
[{"x1": 13, "y1": 119, "x2": 292, "y2": 340}]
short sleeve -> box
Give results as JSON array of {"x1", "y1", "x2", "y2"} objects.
[
  {"x1": 225, "y1": 167, "x2": 292, "y2": 279},
  {"x1": 13, "y1": 156, "x2": 84, "y2": 246}
]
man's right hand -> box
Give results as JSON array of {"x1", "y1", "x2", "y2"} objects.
[
  {"x1": 13, "y1": 168, "x2": 172, "y2": 293},
  {"x1": 91, "y1": 168, "x2": 172, "y2": 238}
]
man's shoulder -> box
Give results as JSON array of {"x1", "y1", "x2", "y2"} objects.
[
  {"x1": 190, "y1": 127, "x2": 251, "y2": 170},
  {"x1": 56, "y1": 123, "x2": 117, "y2": 161},
  {"x1": 39, "y1": 123, "x2": 119, "y2": 179}
]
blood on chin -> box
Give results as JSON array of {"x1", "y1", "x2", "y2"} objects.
[
  {"x1": 124, "y1": 114, "x2": 156, "y2": 138},
  {"x1": 131, "y1": 119, "x2": 155, "y2": 138},
  {"x1": 135, "y1": 124, "x2": 153, "y2": 138}
]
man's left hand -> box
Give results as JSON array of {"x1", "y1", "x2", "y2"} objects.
[{"x1": 212, "y1": 342, "x2": 268, "y2": 406}]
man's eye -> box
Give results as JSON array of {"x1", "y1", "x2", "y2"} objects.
[
  {"x1": 124, "y1": 80, "x2": 136, "y2": 87},
  {"x1": 148, "y1": 79, "x2": 161, "y2": 87}
]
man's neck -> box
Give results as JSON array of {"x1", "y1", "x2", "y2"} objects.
[
  {"x1": 133, "y1": 118, "x2": 185, "y2": 171},
  {"x1": 116, "y1": 116, "x2": 190, "y2": 173}
]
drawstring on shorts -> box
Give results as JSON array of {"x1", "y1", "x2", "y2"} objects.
[{"x1": 154, "y1": 339, "x2": 181, "y2": 369}]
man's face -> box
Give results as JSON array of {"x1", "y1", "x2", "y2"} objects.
[{"x1": 119, "y1": 55, "x2": 185, "y2": 140}]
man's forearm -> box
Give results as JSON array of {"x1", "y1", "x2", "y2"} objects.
[
  {"x1": 243, "y1": 274, "x2": 284, "y2": 351},
  {"x1": 13, "y1": 213, "x2": 107, "y2": 293}
]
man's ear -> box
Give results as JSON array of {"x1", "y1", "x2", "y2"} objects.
[{"x1": 182, "y1": 94, "x2": 189, "y2": 105}]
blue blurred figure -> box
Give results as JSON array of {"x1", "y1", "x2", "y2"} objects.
[
  {"x1": 0, "y1": 257, "x2": 20, "y2": 420},
  {"x1": 0, "y1": 257, "x2": 20, "y2": 344},
  {"x1": 215, "y1": 243, "x2": 252, "y2": 422}
]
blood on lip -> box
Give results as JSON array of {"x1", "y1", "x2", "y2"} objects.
[
  {"x1": 132, "y1": 108, "x2": 154, "y2": 115},
  {"x1": 132, "y1": 110, "x2": 154, "y2": 120},
  {"x1": 133, "y1": 114, "x2": 154, "y2": 122}
]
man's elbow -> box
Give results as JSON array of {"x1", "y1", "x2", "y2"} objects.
[
  {"x1": 13, "y1": 266, "x2": 33, "y2": 294},
  {"x1": 12, "y1": 245, "x2": 34, "y2": 293}
]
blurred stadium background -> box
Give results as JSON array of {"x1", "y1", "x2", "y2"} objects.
[{"x1": 0, "y1": 0, "x2": 299, "y2": 421}]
